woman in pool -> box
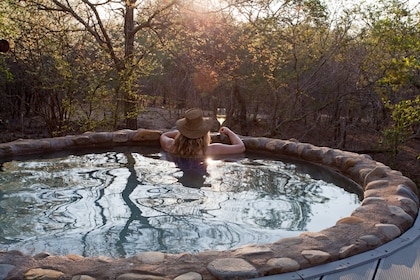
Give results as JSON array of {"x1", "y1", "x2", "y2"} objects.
[{"x1": 160, "y1": 108, "x2": 245, "y2": 157}]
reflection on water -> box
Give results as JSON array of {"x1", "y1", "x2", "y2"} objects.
[{"x1": 0, "y1": 150, "x2": 360, "y2": 257}]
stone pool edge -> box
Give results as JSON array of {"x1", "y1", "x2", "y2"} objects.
[{"x1": 0, "y1": 129, "x2": 418, "y2": 280}]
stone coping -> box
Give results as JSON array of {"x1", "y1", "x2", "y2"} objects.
[{"x1": 0, "y1": 129, "x2": 418, "y2": 280}]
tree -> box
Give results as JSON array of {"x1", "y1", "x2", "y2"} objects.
[
  {"x1": 359, "y1": 0, "x2": 420, "y2": 152},
  {"x1": 26, "y1": 0, "x2": 180, "y2": 129},
  {"x1": 233, "y1": 0, "x2": 352, "y2": 138}
]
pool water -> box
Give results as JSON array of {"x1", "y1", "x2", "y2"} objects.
[{"x1": 0, "y1": 148, "x2": 361, "y2": 258}]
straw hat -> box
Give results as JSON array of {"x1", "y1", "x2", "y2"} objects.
[{"x1": 176, "y1": 108, "x2": 213, "y2": 139}]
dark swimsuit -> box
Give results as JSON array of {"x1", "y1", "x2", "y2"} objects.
[{"x1": 163, "y1": 152, "x2": 208, "y2": 188}]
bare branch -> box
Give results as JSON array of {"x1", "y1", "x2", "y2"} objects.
[
  {"x1": 32, "y1": 0, "x2": 121, "y2": 66},
  {"x1": 130, "y1": 0, "x2": 179, "y2": 36}
]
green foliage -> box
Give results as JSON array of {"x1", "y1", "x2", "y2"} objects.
[
  {"x1": 391, "y1": 97, "x2": 420, "y2": 130},
  {"x1": 362, "y1": 0, "x2": 420, "y2": 93},
  {"x1": 0, "y1": 0, "x2": 419, "y2": 150},
  {"x1": 382, "y1": 96, "x2": 420, "y2": 154},
  {"x1": 352, "y1": 0, "x2": 420, "y2": 152},
  {"x1": 0, "y1": 1, "x2": 14, "y2": 83},
  {"x1": 0, "y1": 58, "x2": 13, "y2": 82}
]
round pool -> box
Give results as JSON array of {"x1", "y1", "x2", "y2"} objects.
[{"x1": 0, "y1": 147, "x2": 361, "y2": 258}]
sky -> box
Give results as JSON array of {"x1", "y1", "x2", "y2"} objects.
[{"x1": 326, "y1": 0, "x2": 419, "y2": 12}]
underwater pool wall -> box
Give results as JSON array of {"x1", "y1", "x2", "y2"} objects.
[{"x1": 0, "y1": 129, "x2": 418, "y2": 280}]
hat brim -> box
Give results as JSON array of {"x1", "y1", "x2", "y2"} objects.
[{"x1": 176, "y1": 117, "x2": 213, "y2": 139}]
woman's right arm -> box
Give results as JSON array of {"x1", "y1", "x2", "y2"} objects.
[
  {"x1": 207, "y1": 127, "x2": 245, "y2": 155},
  {"x1": 220, "y1": 127, "x2": 245, "y2": 150}
]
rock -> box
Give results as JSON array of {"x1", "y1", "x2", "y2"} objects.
[
  {"x1": 34, "y1": 252, "x2": 51, "y2": 259},
  {"x1": 267, "y1": 257, "x2": 300, "y2": 274},
  {"x1": 234, "y1": 245, "x2": 273, "y2": 256},
  {"x1": 174, "y1": 272, "x2": 202, "y2": 280},
  {"x1": 66, "y1": 254, "x2": 85, "y2": 261},
  {"x1": 89, "y1": 132, "x2": 112, "y2": 143},
  {"x1": 396, "y1": 184, "x2": 419, "y2": 204},
  {"x1": 74, "y1": 135, "x2": 91, "y2": 145},
  {"x1": 207, "y1": 258, "x2": 259, "y2": 279},
  {"x1": 274, "y1": 237, "x2": 303, "y2": 246},
  {"x1": 364, "y1": 166, "x2": 389, "y2": 185},
  {"x1": 300, "y1": 232, "x2": 329, "y2": 241},
  {"x1": 72, "y1": 276, "x2": 96, "y2": 280},
  {"x1": 352, "y1": 206, "x2": 368, "y2": 215},
  {"x1": 360, "y1": 235, "x2": 381, "y2": 246},
  {"x1": 388, "y1": 205, "x2": 414, "y2": 225},
  {"x1": 365, "y1": 180, "x2": 389, "y2": 190},
  {"x1": 375, "y1": 224, "x2": 401, "y2": 240},
  {"x1": 113, "y1": 130, "x2": 131, "y2": 143},
  {"x1": 336, "y1": 216, "x2": 364, "y2": 225},
  {"x1": 0, "y1": 264, "x2": 15, "y2": 279},
  {"x1": 24, "y1": 268, "x2": 65, "y2": 280},
  {"x1": 265, "y1": 140, "x2": 278, "y2": 151},
  {"x1": 361, "y1": 197, "x2": 385, "y2": 206},
  {"x1": 132, "y1": 129, "x2": 161, "y2": 141},
  {"x1": 116, "y1": 273, "x2": 166, "y2": 280},
  {"x1": 301, "y1": 250, "x2": 331, "y2": 264},
  {"x1": 339, "y1": 244, "x2": 357, "y2": 258},
  {"x1": 135, "y1": 252, "x2": 165, "y2": 264},
  {"x1": 96, "y1": 256, "x2": 114, "y2": 263},
  {"x1": 364, "y1": 189, "x2": 383, "y2": 199},
  {"x1": 282, "y1": 141, "x2": 298, "y2": 155},
  {"x1": 395, "y1": 196, "x2": 418, "y2": 216}
]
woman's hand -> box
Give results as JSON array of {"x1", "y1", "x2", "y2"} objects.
[
  {"x1": 218, "y1": 127, "x2": 245, "y2": 152},
  {"x1": 219, "y1": 126, "x2": 232, "y2": 135}
]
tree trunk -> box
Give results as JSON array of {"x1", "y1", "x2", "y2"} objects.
[
  {"x1": 124, "y1": 1, "x2": 138, "y2": 129},
  {"x1": 413, "y1": 126, "x2": 420, "y2": 139},
  {"x1": 232, "y1": 83, "x2": 248, "y2": 135}
]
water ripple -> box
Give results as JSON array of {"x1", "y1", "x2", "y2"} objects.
[{"x1": 0, "y1": 151, "x2": 360, "y2": 257}]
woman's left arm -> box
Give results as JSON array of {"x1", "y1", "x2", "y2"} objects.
[{"x1": 160, "y1": 130, "x2": 179, "y2": 152}]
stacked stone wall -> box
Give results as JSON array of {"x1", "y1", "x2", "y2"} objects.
[{"x1": 0, "y1": 129, "x2": 418, "y2": 280}]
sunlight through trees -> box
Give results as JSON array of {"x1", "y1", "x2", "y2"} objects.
[{"x1": 0, "y1": 0, "x2": 419, "y2": 154}]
